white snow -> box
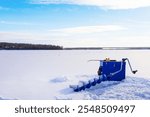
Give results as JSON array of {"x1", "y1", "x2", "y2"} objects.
[
  {"x1": 0, "y1": 50, "x2": 150, "y2": 100},
  {"x1": 50, "y1": 76, "x2": 68, "y2": 83}
]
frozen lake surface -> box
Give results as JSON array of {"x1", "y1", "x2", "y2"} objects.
[{"x1": 0, "y1": 50, "x2": 150, "y2": 100}]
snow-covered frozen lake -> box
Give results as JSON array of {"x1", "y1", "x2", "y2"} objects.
[{"x1": 0, "y1": 50, "x2": 150, "y2": 100}]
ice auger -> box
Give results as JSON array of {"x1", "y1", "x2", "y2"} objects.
[{"x1": 70, "y1": 58, "x2": 137, "y2": 92}]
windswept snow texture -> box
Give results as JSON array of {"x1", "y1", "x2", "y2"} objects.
[
  {"x1": 0, "y1": 97, "x2": 17, "y2": 100},
  {"x1": 0, "y1": 50, "x2": 150, "y2": 100},
  {"x1": 50, "y1": 77, "x2": 68, "y2": 83},
  {"x1": 83, "y1": 76, "x2": 150, "y2": 100},
  {"x1": 56, "y1": 76, "x2": 150, "y2": 100}
]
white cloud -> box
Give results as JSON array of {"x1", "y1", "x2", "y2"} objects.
[
  {"x1": 0, "y1": 6, "x2": 9, "y2": 10},
  {"x1": 0, "y1": 32, "x2": 36, "y2": 40},
  {"x1": 0, "y1": 25, "x2": 123, "y2": 41},
  {"x1": 0, "y1": 25, "x2": 124, "y2": 46},
  {"x1": 1, "y1": 28, "x2": 150, "y2": 47},
  {"x1": 30, "y1": 0, "x2": 150, "y2": 9},
  {"x1": 49, "y1": 25, "x2": 125, "y2": 34},
  {"x1": 0, "y1": 31, "x2": 52, "y2": 40},
  {"x1": 0, "y1": 20, "x2": 38, "y2": 25}
]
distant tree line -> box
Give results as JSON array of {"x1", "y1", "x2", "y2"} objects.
[
  {"x1": 0, "y1": 42, "x2": 63, "y2": 50},
  {"x1": 64, "y1": 47, "x2": 103, "y2": 50}
]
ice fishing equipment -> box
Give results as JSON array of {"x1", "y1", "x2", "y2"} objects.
[{"x1": 70, "y1": 58, "x2": 137, "y2": 92}]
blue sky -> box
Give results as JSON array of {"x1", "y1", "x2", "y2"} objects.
[{"x1": 0, "y1": 0, "x2": 150, "y2": 47}]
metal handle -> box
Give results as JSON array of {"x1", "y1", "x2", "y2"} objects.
[{"x1": 122, "y1": 58, "x2": 138, "y2": 74}]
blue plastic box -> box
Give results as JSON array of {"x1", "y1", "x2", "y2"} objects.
[{"x1": 99, "y1": 60, "x2": 126, "y2": 81}]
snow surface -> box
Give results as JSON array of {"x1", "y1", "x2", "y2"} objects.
[
  {"x1": 50, "y1": 76, "x2": 68, "y2": 83},
  {"x1": 0, "y1": 50, "x2": 150, "y2": 100}
]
